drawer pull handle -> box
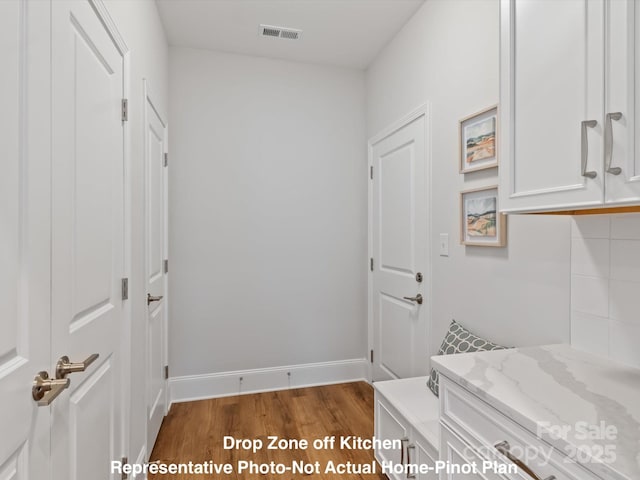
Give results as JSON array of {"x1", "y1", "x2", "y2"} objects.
[
  {"x1": 406, "y1": 444, "x2": 416, "y2": 479},
  {"x1": 494, "y1": 441, "x2": 556, "y2": 480},
  {"x1": 604, "y1": 112, "x2": 623, "y2": 175},
  {"x1": 400, "y1": 437, "x2": 408, "y2": 465}
]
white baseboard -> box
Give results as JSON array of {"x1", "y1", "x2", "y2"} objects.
[{"x1": 169, "y1": 358, "x2": 369, "y2": 405}]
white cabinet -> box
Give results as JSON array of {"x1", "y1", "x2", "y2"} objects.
[
  {"x1": 500, "y1": 0, "x2": 640, "y2": 213},
  {"x1": 374, "y1": 377, "x2": 439, "y2": 480},
  {"x1": 439, "y1": 426, "x2": 502, "y2": 480},
  {"x1": 438, "y1": 376, "x2": 601, "y2": 480}
]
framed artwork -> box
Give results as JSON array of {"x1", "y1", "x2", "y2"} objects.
[
  {"x1": 459, "y1": 105, "x2": 498, "y2": 173},
  {"x1": 460, "y1": 186, "x2": 506, "y2": 247}
]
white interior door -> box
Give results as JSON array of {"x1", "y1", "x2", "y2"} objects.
[
  {"x1": 370, "y1": 113, "x2": 429, "y2": 382},
  {"x1": 144, "y1": 83, "x2": 168, "y2": 452},
  {"x1": 50, "y1": 1, "x2": 126, "y2": 478},
  {"x1": 0, "y1": 1, "x2": 51, "y2": 478}
]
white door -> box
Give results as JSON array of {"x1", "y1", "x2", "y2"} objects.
[
  {"x1": 144, "y1": 83, "x2": 168, "y2": 452},
  {"x1": 50, "y1": 1, "x2": 126, "y2": 479},
  {"x1": 500, "y1": 0, "x2": 604, "y2": 213},
  {"x1": 605, "y1": 0, "x2": 640, "y2": 204},
  {"x1": 0, "y1": 1, "x2": 51, "y2": 478},
  {"x1": 370, "y1": 113, "x2": 428, "y2": 381}
]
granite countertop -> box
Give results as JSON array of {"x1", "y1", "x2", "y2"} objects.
[{"x1": 431, "y1": 344, "x2": 640, "y2": 480}]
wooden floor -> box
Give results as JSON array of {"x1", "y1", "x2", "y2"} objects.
[{"x1": 149, "y1": 381, "x2": 387, "y2": 479}]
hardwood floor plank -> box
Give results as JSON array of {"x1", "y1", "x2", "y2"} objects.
[{"x1": 149, "y1": 381, "x2": 387, "y2": 479}]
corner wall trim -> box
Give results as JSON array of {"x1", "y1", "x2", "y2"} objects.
[{"x1": 169, "y1": 358, "x2": 369, "y2": 405}]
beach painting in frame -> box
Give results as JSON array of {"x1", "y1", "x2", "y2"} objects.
[
  {"x1": 460, "y1": 186, "x2": 506, "y2": 247},
  {"x1": 459, "y1": 106, "x2": 498, "y2": 173}
]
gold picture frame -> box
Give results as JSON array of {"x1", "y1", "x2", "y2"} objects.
[
  {"x1": 460, "y1": 186, "x2": 507, "y2": 247},
  {"x1": 459, "y1": 105, "x2": 498, "y2": 173}
]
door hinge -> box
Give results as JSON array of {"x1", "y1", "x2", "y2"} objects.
[
  {"x1": 370, "y1": 257, "x2": 374, "y2": 271},
  {"x1": 370, "y1": 165, "x2": 373, "y2": 179},
  {"x1": 121, "y1": 98, "x2": 128, "y2": 122},
  {"x1": 164, "y1": 365, "x2": 169, "y2": 379},
  {"x1": 164, "y1": 152, "x2": 168, "y2": 167},
  {"x1": 370, "y1": 349, "x2": 374, "y2": 363},
  {"x1": 164, "y1": 259, "x2": 169, "y2": 274},
  {"x1": 121, "y1": 457, "x2": 128, "y2": 480},
  {"x1": 121, "y1": 278, "x2": 128, "y2": 300}
]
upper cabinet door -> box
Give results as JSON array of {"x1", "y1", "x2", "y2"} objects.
[
  {"x1": 605, "y1": 0, "x2": 640, "y2": 204},
  {"x1": 500, "y1": 0, "x2": 605, "y2": 213}
]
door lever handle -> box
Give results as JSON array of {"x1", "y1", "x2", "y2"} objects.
[
  {"x1": 32, "y1": 371, "x2": 70, "y2": 406},
  {"x1": 56, "y1": 353, "x2": 99, "y2": 379},
  {"x1": 403, "y1": 294, "x2": 423, "y2": 305},
  {"x1": 147, "y1": 293, "x2": 163, "y2": 305}
]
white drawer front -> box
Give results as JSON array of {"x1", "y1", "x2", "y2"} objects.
[
  {"x1": 439, "y1": 376, "x2": 600, "y2": 480},
  {"x1": 413, "y1": 430, "x2": 439, "y2": 480},
  {"x1": 375, "y1": 392, "x2": 409, "y2": 480},
  {"x1": 440, "y1": 425, "x2": 505, "y2": 480}
]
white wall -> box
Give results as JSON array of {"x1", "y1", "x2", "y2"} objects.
[
  {"x1": 169, "y1": 48, "x2": 367, "y2": 386},
  {"x1": 571, "y1": 213, "x2": 640, "y2": 367},
  {"x1": 366, "y1": 0, "x2": 572, "y2": 358},
  {"x1": 103, "y1": 0, "x2": 169, "y2": 465}
]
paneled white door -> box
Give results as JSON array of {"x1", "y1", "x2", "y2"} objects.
[
  {"x1": 370, "y1": 113, "x2": 429, "y2": 381},
  {"x1": 50, "y1": 1, "x2": 126, "y2": 479},
  {"x1": 144, "y1": 83, "x2": 168, "y2": 452},
  {"x1": 0, "y1": 1, "x2": 51, "y2": 478}
]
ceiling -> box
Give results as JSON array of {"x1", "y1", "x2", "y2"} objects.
[{"x1": 155, "y1": 0, "x2": 426, "y2": 69}]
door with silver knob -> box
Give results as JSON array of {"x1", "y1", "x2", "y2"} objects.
[
  {"x1": 370, "y1": 113, "x2": 429, "y2": 381},
  {"x1": 0, "y1": 1, "x2": 51, "y2": 478},
  {"x1": 144, "y1": 80, "x2": 169, "y2": 452},
  {"x1": 50, "y1": 2, "x2": 127, "y2": 479}
]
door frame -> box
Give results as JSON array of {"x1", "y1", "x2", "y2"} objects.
[
  {"x1": 88, "y1": 0, "x2": 133, "y2": 466},
  {"x1": 142, "y1": 78, "x2": 169, "y2": 449},
  {"x1": 367, "y1": 103, "x2": 432, "y2": 382}
]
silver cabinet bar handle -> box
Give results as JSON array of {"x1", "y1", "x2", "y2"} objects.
[
  {"x1": 495, "y1": 441, "x2": 556, "y2": 480},
  {"x1": 581, "y1": 120, "x2": 598, "y2": 179},
  {"x1": 400, "y1": 437, "x2": 408, "y2": 465},
  {"x1": 406, "y1": 444, "x2": 416, "y2": 479},
  {"x1": 605, "y1": 112, "x2": 622, "y2": 175}
]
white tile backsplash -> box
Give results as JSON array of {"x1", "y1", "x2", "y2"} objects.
[
  {"x1": 610, "y1": 320, "x2": 640, "y2": 366},
  {"x1": 610, "y1": 239, "x2": 640, "y2": 282},
  {"x1": 609, "y1": 280, "x2": 640, "y2": 325},
  {"x1": 571, "y1": 214, "x2": 611, "y2": 239},
  {"x1": 571, "y1": 275, "x2": 609, "y2": 318},
  {"x1": 570, "y1": 237, "x2": 610, "y2": 277},
  {"x1": 611, "y1": 214, "x2": 640, "y2": 240},
  {"x1": 571, "y1": 213, "x2": 640, "y2": 368},
  {"x1": 571, "y1": 311, "x2": 609, "y2": 357}
]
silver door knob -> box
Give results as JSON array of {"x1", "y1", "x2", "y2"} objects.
[
  {"x1": 56, "y1": 353, "x2": 99, "y2": 379},
  {"x1": 403, "y1": 294, "x2": 423, "y2": 305},
  {"x1": 32, "y1": 371, "x2": 70, "y2": 406},
  {"x1": 147, "y1": 293, "x2": 163, "y2": 305}
]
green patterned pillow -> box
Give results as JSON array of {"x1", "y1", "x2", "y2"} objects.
[{"x1": 427, "y1": 319, "x2": 507, "y2": 397}]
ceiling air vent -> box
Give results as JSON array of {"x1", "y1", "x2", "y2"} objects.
[{"x1": 260, "y1": 24, "x2": 302, "y2": 41}]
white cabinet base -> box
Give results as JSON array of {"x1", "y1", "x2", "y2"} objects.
[{"x1": 374, "y1": 377, "x2": 439, "y2": 480}]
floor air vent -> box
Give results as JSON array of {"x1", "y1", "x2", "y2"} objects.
[{"x1": 260, "y1": 24, "x2": 302, "y2": 40}]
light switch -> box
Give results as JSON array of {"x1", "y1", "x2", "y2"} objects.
[{"x1": 439, "y1": 233, "x2": 449, "y2": 256}]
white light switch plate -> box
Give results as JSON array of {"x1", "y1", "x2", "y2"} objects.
[{"x1": 439, "y1": 233, "x2": 449, "y2": 256}]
